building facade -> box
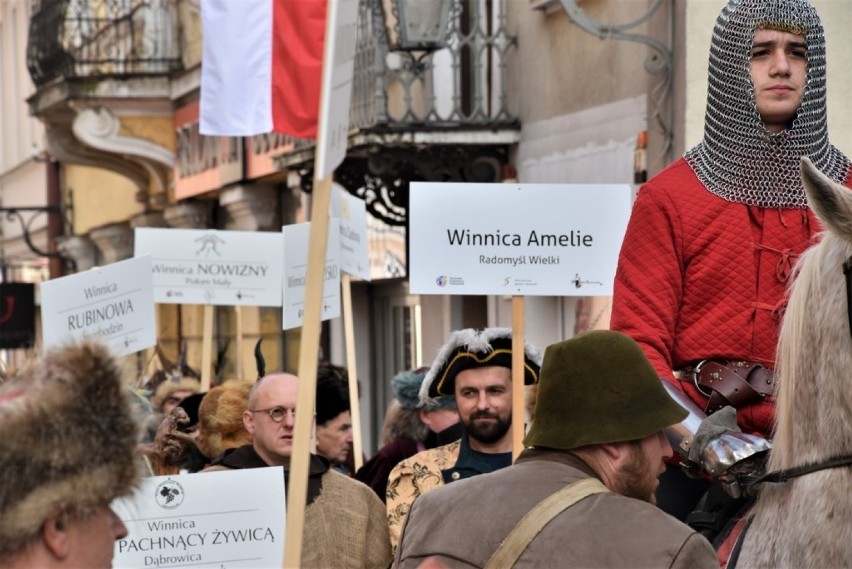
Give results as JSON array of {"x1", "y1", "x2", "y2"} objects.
[{"x1": 13, "y1": 0, "x2": 852, "y2": 453}]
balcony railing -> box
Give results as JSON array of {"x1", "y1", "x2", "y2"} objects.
[
  {"x1": 27, "y1": 0, "x2": 182, "y2": 88},
  {"x1": 350, "y1": 0, "x2": 518, "y2": 131}
]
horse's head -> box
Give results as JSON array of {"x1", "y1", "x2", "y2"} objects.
[
  {"x1": 738, "y1": 158, "x2": 852, "y2": 569},
  {"x1": 771, "y1": 158, "x2": 852, "y2": 469}
]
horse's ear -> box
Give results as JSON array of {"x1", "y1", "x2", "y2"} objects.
[{"x1": 801, "y1": 157, "x2": 852, "y2": 240}]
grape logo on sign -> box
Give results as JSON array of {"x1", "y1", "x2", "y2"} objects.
[
  {"x1": 436, "y1": 276, "x2": 448, "y2": 287},
  {"x1": 155, "y1": 479, "x2": 185, "y2": 510},
  {"x1": 194, "y1": 233, "x2": 225, "y2": 258}
]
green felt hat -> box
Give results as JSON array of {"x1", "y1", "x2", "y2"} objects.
[{"x1": 524, "y1": 330, "x2": 687, "y2": 450}]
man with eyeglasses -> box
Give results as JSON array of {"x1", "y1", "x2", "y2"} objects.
[{"x1": 202, "y1": 372, "x2": 392, "y2": 569}]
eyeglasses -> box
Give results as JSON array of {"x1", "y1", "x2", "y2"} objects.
[{"x1": 249, "y1": 406, "x2": 296, "y2": 423}]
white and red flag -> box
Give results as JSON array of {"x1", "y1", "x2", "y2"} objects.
[{"x1": 199, "y1": 0, "x2": 326, "y2": 138}]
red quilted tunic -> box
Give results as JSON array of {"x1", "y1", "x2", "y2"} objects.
[{"x1": 611, "y1": 158, "x2": 851, "y2": 438}]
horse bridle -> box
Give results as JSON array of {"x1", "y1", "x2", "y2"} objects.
[{"x1": 744, "y1": 454, "x2": 852, "y2": 486}]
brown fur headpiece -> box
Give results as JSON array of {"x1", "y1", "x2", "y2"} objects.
[
  {"x1": 0, "y1": 342, "x2": 139, "y2": 556},
  {"x1": 197, "y1": 380, "x2": 253, "y2": 460},
  {"x1": 151, "y1": 376, "x2": 202, "y2": 412}
]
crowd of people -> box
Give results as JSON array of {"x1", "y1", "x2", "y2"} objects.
[
  {"x1": 2, "y1": 320, "x2": 729, "y2": 568},
  {"x1": 0, "y1": 0, "x2": 844, "y2": 567}
]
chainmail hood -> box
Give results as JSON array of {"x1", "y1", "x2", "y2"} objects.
[{"x1": 684, "y1": 0, "x2": 850, "y2": 208}]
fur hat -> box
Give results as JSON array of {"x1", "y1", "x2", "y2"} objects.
[
  {"x1": 0, "y1": 342, "x2": 139, "y2": 557},
  {"x1": 392, "y1": 367, "x2": 456, "y2": 411},
  {"x1": 420, "y1": 328, "x2": 542, "y2": 401},
  {"x1": 197, "y1": 380, "x2": 253, "y2": 460},
  {"x1": 151, "y1": 376, "x2": 202, "y2": 412},
  {"x1": 524, "y1": 330, "x2": 687, "y2": 450}
]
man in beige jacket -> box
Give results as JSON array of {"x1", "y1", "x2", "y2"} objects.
[
  {"x1": 203, "y1": 372, "x2": 391, "y2": 569},
  {"x1": 394, "y1": 331, "x2": 718, "y2": 569}
]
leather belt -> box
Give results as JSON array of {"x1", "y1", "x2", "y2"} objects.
[{"x1": 680, "y1": 359, "x2": 776, "y2": 414}]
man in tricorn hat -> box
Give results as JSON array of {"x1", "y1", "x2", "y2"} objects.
[
  {"x1": 0, "y1": 342, "x2": 140, "y2": 568},
  {"x1": 386, "y1": 327, "x2": 541, "y2": 550},
  {"x1": 393, "y1": 330, "x2": 718, "y2": 568}
]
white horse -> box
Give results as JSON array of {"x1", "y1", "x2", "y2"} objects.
[{"x1": 735, "y1": 157, "x2": 852, "y2": 568}]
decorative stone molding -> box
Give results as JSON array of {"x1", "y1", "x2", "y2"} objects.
[
  {"x1": 46, "y1": 124, "x2": 150, "y2": 193},
  {"x1": 89, "y1": 222, "x2": 134, "y2": 264},
  {"x1": 72, "y1": 107, "x2": 174, "y2": 200},
  {"x1": 56, "y1": 235, "x2": 99, "y2": 273},
  {"x1": 219, "y1": 184, "x2": 279, "y2": 231},
  {"x1": 164, "y1": 201, "x2": 214, "y2": 229}
]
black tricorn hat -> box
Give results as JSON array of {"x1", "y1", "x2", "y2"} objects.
[{"x1": 420, "y1": 328, "x2": 541, "y2": 401}]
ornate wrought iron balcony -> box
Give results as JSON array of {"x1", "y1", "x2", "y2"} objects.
[
  {"x1": 278, "y1": 0, "x2": 520, "y2": 227},
  {"x1": 27, "y1": 0, "x2": 182, "y2": 88},
  {"x1": 350, "y1": 0, "x2": 518, "y2": 131}
]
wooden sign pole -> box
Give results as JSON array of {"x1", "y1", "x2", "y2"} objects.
[
  {"x1": 341, "y1": 272, "x2": 363, "y2": 471},
  {"x1": 511, "y1": 295, "x2": 526, "y2": 461},
  {"x1": 283, "y1": 175, "x2": 333, "y2": 569},
  {"x1": 200, "y1": 304, "x2": 214, "y2": 391},
  {"x1": 235, "y1": 306, "x2": 244, "y2": 381}
]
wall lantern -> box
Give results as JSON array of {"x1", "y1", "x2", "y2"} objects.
[{"x1": 383, "y1": 0, "x2": 452, "y2": 53}]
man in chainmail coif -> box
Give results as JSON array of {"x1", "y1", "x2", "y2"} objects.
[{"x1": 610, "y1": 0, "x2": 852, "y2": 531}]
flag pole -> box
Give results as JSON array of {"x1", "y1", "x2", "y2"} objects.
[{"x1": 282, "y1": 0, "x2": 356, "y2": 562}]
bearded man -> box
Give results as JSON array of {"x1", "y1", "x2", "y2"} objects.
[
  {"x1": 393, "y1": 331, "x2": 718, "y2": 569},
  {"x1": 386, "y1": 328, "x2": 541, "y2": 550}
]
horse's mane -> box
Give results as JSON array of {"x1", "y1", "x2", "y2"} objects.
[
  {"x1": 772, "y1": 232, "x2": 846, "y2": 469},
  {"x1": 736, "y1": 157, "x2": 852, "y2": 568}
]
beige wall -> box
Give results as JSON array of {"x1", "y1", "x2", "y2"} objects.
[
  {"x1": 508, "y1": 0, "x2": 656, "y2": 124},
  {"x1": 685, "y1": 0, "x2": 852, "y2": 155},
  {"x1": 0, "y1": 0, "x2": 49, "y2": 265},
  {"x1": 0, "y1": 0, "x2": 42, "y2": 171},
  {"x1": 64, "y1": 165, "x2": 144, "y2": 234}
]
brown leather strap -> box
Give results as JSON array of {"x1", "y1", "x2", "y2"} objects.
[
  {"x1": 483, "y1": 478, "x2": 609, "y2": 569},
  {"x1": 683, "y1": 360, "x2": 776, "y2": 414}
]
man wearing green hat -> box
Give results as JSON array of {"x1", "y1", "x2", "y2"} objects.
[
  {"x1": 393, "y1": 330, "x2": 717, "y2": 569},
  {"x1": 386, "y1": 327, "x2": 541, "y2": 551}
]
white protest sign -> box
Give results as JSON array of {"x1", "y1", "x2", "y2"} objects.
[
  {"x1": 134, "y1": 228, "x2": 284, "y2": 306},
  {"x1": 315, "y1": 0, "x2": 359, "y2": 178},
  {"x1": 331, "y1": 183, "x2": 370, "y2": 280},
  {"x1": 40, "y1": 256, "x2": 155, "y2": 356},
  {"x1": 112, "y1": 468, "x2": 285, "y2": 568},
  {"x1": 409, "y1": 182, "x2": 633, "y2": 296},
  {"x1": 282, "y1": 221, "x2": 341, "y2": 330}
]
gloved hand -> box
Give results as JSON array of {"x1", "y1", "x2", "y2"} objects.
[
  {"x1": 154, "y1": 407, "x2": 197, "y2": 467},
  {"x1": 687, "y1": 405, "x2": 740, "y2": 465}
]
